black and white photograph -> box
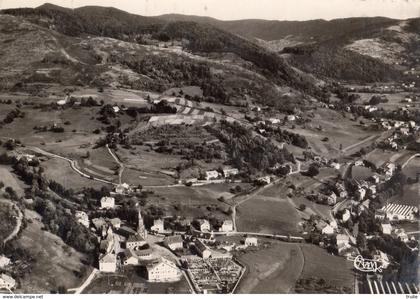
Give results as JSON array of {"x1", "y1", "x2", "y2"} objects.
[{"x1": 0, "y1": 0, "x2": 419, "y2": 296}]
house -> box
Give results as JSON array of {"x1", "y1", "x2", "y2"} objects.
[
  {"x1": 400, "y1": 127, "x2": 410, "y2": 135},
  {"x1": 196, "y1": 219, "x2": 210, "y2": 232},
  {"x1": 374, "y1": 210, "x2": 386, "y2": 220},
  {"x1": 316, "y1": 222, "x2": 334, "y2": 235},
  {"x1": 100, "y1": 196, "x2": 115, "y2": 209},
  {"x1": 380, "y1": 223, "x2": 392, "y2": 235},
  {"x1": 245, "y1": 237, "x2": 258, "y2": 246},
  {"x1": 99, "y1": 253, "x2": 117, "y2": 273},
  {"x1": 222, "y1": 168, "x2": 239, "y2": 178},
  {"x1": 205, "y1": 170, "x2": 219, "y2": 181},
  {"x1": 335, "y1": 183, "x2": 348, "y2": 198},
  {"x1": 373, "y1": 251, "x2": 390, "y2": 269},
  {"x1": 342, "y1": 209, "x2": 351, "y2": 223},
  {"x1": 256, "y1": 176, "x2": 271, "y2": 185},
  {"x1": 146, "y1": 257, "x2": 181, "y2": 282},
  {"x1": 0, "y1": 256, "x2": 11, "y2": 269},
  {"x1": 393, "y1": 228, "x2": 409, "y2": 242},
  {"x1": 126, "y1": 234, "x2": 147, "y2": 250},
  {"x1": 356, "y1": 188, "x2": 366, "y2": 201},
  {"x1": 219, "y1": 220, "x2": 234, "y2": 232},
  {"x1": 330, "y1": 162, "x2": 341, "y2": 170},
  {"x1": 123, "y1": 249, "x2": 139, "y2": 266},
  {"x1": 110, "y1": 218, "x2": 122, "y2": 229},
  {"x1": 113, "y1": 106, "x2": 120, "y2": 113},
  {"x1": 336, "y1": 234, "x2": 350, "y2": 247},
  {"x1": 371, "y1": 175, "x2": 380, "y2": 184},
  {"x1": 151, "y1": 219, "x2": 164, "y2": 233},
  {"x1": 268, "y1": 118, "x2": 281, "y2": 124},
  {"x1": 384, "y1": 163, "x2": 396, "y2": 177},
  {"x1": 136, "y1": 248, "x2": 153, "y2": 261},
  {"x1": 0, "y1": 274, "x2": 16, "y2": 290},
  {"x1": 327, "y1": 192, "x2": 337, "y2": 206},
  {"x1": 75, "y1": 211, "x2": 89, "y2": 228},
  {"x1": 194, "y1": 239, "x2": 212, "y2": 259},
  {"x1": 355, "y1": 160, "x2": 364, "y2": 167},
  {"x1": 164, "y1": 235, "x2": 183, "y2": 251},
  {"x1": 287, "y1": 115, "x2": 296, "y2": 122},
  {"x1": 92, "y1": 217, "x2": 107, "y2": 231},
  {"x1": 115, "y1": 183, "x2": 131, "y2": 194}
]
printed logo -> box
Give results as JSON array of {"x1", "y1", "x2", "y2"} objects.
[{"x1": 352, "y1": 255, "x2": 384, "y2": 273}]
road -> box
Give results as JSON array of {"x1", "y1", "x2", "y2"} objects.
[
  {"x1": 67, "y1": 268, "x2": 99, "y2": 294},
  {"x1": 27, "y1": 146, "x2": 116, "y2": 186},
  {"x1": 106, "y1": 144, "x2": 124, "y2": 185},
  {"x1": 1, "y1": 199, "x2": 23, "y2": 245}
]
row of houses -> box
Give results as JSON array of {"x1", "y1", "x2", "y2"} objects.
[{"x1": 205, "y1": 168, "x2": 239, "y2": 181}]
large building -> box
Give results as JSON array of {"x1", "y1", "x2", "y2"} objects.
[
  {"x1": 100, "y1": 196, "x2": 115, "y2": 209},
  {"x1": 194, "y1": 239, "x2": 212, "y2": 259},
  {"x1": 151, "y1": 219, "x2": 164, "y2": 233},
  {"x1": 99, "y1": 253, "x2": 117, "y2": 273},
  {"x1": 146, "y1": 258, "x2": 181, "y2": 282},
  {"x1": 382, "y1": 204, "x2": 417, "y2": 221},
  {"x1": 0, "y1": 274, "x2": 16, "y2": 290},
  {"x1": 219, "y1": 220, "x2": 234, "y2": 232},
  {"x1": 126, "y1": 234, "x2": 147, "y2": 250}
]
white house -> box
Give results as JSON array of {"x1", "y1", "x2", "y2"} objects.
[
  {"x1": 219, "y1": 220, "x2": 234, "y2": 232},
  {"x1": 146, "y1": 257, "x2": 181, "y2": 282},
  {"x1": 205, "y1": 170, "x2": 219, "y2": 181},
  {"x1": 196, "y1": 219, "x2": 210, "y2": 232},
  {"x1": 342, "y1": 209, "x2": 351, "y2": 223},
  {"x1": 115, "y1": 183, "x2": 131, "y2": 194},
  {"x1": 268, "y1": 118, "x2": 281, "y2": 124},
  {"x1": 380, "y1": 223, "x2": 392, "y2": 235},
  {"x1": 356, "y1": 188, "x2": 366, "y2": 201},
  {"x1": 75, "y1": 211, "x2": 90, "y2": 228},
  {"x1": 222, "y1": 168, "x2": 239, "y2": 178},
  {"x1": 113, "y1": 106, "x2": 120, "y2": 113},
  {"x1": 151, "y1": 219, "x2": 165, "y2": 233},
  {"x1": 384, "y1": 163, "x2": 396, "y2": 177},
  {"x1": 0, "y1": 274, "x2": 16, "y2": 290},
  {"x1": 317, "y1": 222, "x2": 334, "y2": 235},
  {"x1": 110, "y1": 218, "x2": 122, "y2": 229},
  {"x1": 100, "y1": 197, "x2": 115, "y2": 209},
  {"x1": 245, "y1": 237, "x2": 258, "y2": 246},
  {"x1": 0, "y1": 256, "x2": 11, "y2": 269},
  {"x1": 287, "y1": 115, "x2": 296, "y2": 122},
  {"x1": 336, "y1": 234, "x2": 350, "y2": 247},
  {"x1": 99, "y1": 253, "x2": 117, "y2": 273},
  {"x1": 256, "y1": 176, "x2": 271, "y2": 185},
  {"x1": 164, "y1": 235, "x2": 183, "y2": 251}
]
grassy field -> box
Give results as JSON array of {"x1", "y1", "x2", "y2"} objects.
[
  {"x1": 286, "y1": 108, "x2": 373, "y2": 157},
  {"x1": 236, "y1": 194, "x2": 301, "y2": 235},
  {"x1": 351, "y1": 166, "x2": 374, "y2": 180},
  {"x1": 235, "y1": 241, "x2": 304, "y2": 294},
  {"x1": 354, "y1": 92, "x2": 418, "y2": 111},
  {"x1": 42, "y1": 157, "x2": 107, "y2": 190},
  {"x1": 0, "y1": 166, "x2": 26, "y2": 197},
  {"x1": 16, "y1": 210, "x2": 90, "y2": 293},
  {"x1": 300, "y1": 245, "x2": 354, "y2": 290},
  {"x1": 147, "y1": 184, "x2": 233, "y2": 220}
]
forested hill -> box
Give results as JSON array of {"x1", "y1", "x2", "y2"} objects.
[{"x1": 1, "y1": 4, "x2": 326, "y2": 100}]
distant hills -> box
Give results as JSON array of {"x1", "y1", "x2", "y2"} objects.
[{"x1": 1, "y1": 3, "x2": 419, "y2": 100}]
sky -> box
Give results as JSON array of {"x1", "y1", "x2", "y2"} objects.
[{"x1": 1, "y1": 0, "x2": 420, "y2": 21}]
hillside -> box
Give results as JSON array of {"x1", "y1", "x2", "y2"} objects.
[
  {"x1": 1, "y1": 4, "x2": 325, "y2": 101},
  {"x1": 158, "y1": 14, "x2": 420, "y2": 83}
]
